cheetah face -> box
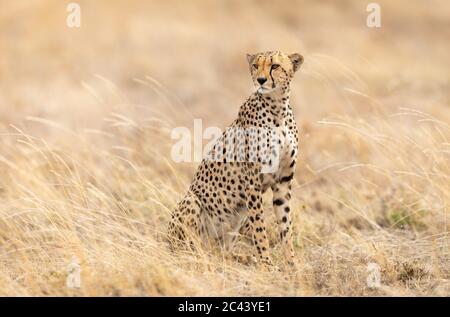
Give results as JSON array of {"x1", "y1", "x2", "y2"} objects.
[{"x1": 247, "y1": 51, "x2": 303, "y2": 94}]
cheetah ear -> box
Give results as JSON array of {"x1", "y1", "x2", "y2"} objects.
[
  {"x1": 246, "y1": 53, "x2": 255, "y2": 64},
  {"x1": 288, "y1": 53, "x2": 304, "y2": 72}
]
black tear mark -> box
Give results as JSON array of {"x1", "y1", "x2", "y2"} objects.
[{"x1": 269, "y1": 56, "x2": 276, "y2": 89}]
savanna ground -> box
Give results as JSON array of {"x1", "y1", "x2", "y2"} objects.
[{"x1": 0, "y1": 0, "x2": 449, "y2": 296}]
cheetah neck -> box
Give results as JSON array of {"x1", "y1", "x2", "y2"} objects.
[
  {"x1": 238, "y1": 84, "x2": 293, "y2": 128},
  {"x1": 257, "y1": 85, "x2": 291, "y2": 121}
]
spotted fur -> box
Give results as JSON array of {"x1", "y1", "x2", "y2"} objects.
[{"x1": 168, "y1": 51, "x2": 303, "y2": 267}]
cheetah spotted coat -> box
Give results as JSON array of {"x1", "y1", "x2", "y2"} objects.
[{"x1": 168, "y1": 51, "x2": 303, "y2": 266}]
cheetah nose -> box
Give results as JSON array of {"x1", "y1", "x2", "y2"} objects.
[{"x1": 257, "y1": 77, "x2": 267, "y2": 85}]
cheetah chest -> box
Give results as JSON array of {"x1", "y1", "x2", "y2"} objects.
[{"x1": 260, "y1": 125, "x2": 298, "y2": 191}]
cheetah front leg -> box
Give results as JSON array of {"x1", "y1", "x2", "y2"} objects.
[
  {"x1": 246, "y1": 186, "x2": 273, "y2": 267},
  {"x1": 272, "y1": 181, "x2": 295, "y2": 265}
]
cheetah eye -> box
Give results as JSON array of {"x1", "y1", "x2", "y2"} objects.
[
  {"x1": 252, "y1": 64, "x2": 258, "y2": 70},
  {"x1": 272, "y1": 64, "x2": 280, "y2": 70}
]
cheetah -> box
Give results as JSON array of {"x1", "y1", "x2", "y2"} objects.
[{"x1": 168, "y1": 51, "x2": 303, "y2": 267}]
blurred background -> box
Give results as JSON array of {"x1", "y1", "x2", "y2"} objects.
[
  {"x1": 0, "y1": 0, "x2": 449, "y2": 296},
  {"x1": 1, "y1": 0, "x2": 448, "y2": 126},
  {"x1": 1, "y1": 0, "x2": 449, "y2": 173}
]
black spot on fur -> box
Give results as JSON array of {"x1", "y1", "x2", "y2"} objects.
[
  {"x1": 273, "y1": 199, "x2": 284, "y2": 206},
  {"x1": 280, "y1": 173, "x2": 294, "y2": 183}
]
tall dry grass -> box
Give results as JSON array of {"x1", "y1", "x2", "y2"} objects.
[{"x1": 0, "y1": 0, "x2": 449, "y2": 295}]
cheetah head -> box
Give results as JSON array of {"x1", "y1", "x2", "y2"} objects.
[{"x1": 247, "y1": 51, "x2": 303, "y2": 94}]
